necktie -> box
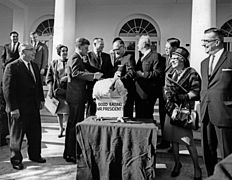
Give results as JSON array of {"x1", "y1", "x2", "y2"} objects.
[
  {"x1": 209, "y1": 55, "x2": 215, "y2": 76},
  {"x1": 12, "y1": 43, "x2": 16, "y2": 52},
  {"x1": 97, "y1": 52, "x2": 101, "y2": 67},
  {"x1": 27, "y1": 62, "x2": 36, "y2": 82}
]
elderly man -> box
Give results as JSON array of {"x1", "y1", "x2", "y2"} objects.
[
  {"x1": 64, "y1": 38, "x2": 103, "y2": 163},
  {"x1": 201, "y1": 27, "x2": 232, "y2": 176},
  {"x1": 86, "y1": 38, "x2": 114, "y2": 117},
  {"x1": 135, "y1": 35, "x2": 165, "y2": 119},
  {"x1": 3, "y1": 43, "x2": 45, "y2": 170}
]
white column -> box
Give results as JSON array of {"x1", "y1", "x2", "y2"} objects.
[
  {"x1": 12, "y1": 7, "x2": 28, "y2": 43},
  {"x1": 52, "y1": 0, "x2": 76, "y2": 61},
  {"x1": 190, "y1": 0, "x2": 216, "y2": 73}
]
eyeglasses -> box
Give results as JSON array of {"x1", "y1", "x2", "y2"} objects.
[
  {"x1": 113, "y1": 45, "x2": 124, "y2": 51},
  {"x1": 201, "y1": 39, "x2": 219, "y2": 43}
]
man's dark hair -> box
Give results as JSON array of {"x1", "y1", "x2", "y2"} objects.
[
  {"x1": 204, "y1": 27, "x2": 224, "y2": 42},
  {"x1": 167, "y1": 38, "x2": 180, "y2": 48},
  {"x1": 10, "y1": 31, "x2": 18, "y2": 36},
  {"x1": 112, "y1": 37, "x2": 124, "y2": 44},
  {"x1": 75, "y1": 38, "x2": 90, "y2": 48}
]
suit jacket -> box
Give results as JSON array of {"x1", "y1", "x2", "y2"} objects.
[
  {"x1": 113, "y1": 53, "x2": 135, "y2": 91},
  {"x1": 135, "y1": 51, "x2": 165, "y2": 97},
  {"x1": 1, "y1": 42, "x2": 20, "y2": 71},
  {"x1": 2, "y1": 58, "x2": 44, "y2": 114},
  {"x1": 66, "y1": 52, "x2": 95, "y2": 104},
  {"x1": 88, "y1": 51, "x2": 114, "y2": 78},
  {"x1": 200, "y1": 50, "x2": 232, "y2": 127},
  {"x1": 33, "y1": 41, "x2": 48, "y2": 71}
]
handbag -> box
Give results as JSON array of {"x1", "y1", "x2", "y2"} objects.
[
  {"x1": 170, "y1": 103, "x2": 199, "y2": 130},
  {"x1": 54, "y1": 87, "x2": 66, "y2": 99},
  {"x1": 53, "y1": 60, "x2": 67, "y2": 99},
  {"x1": 44, "y1": 96, "x2": 59, "y2": 115}
]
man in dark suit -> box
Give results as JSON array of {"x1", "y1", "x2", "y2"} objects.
[
  {"x1": 157, "y1": 38, "x2": 180, "y2": 149},
  {"x1": 135, "y1": 35, "x2": 165, "y2": 119},
  {"x1": 30, "y1": 31, "x2": 48, "y2": 77},
  {"x1": 200, "y1": 27, "x2": 232, "y2": 176},
  {"x1": 1, "y1": 31, "x2": 20, "y2": 72},
  {"x1": 2, "y1": 43, "x2": 46, "y2": 170},
  {"x1": 64, "y1": 38, "x2": 103, "y2": 163},
  {"x1": 86, "y1": 38, "x2": 114, "y2": 117},
  {"x1": 112, "y1": 38, "x2": 136, "y2": 118}
]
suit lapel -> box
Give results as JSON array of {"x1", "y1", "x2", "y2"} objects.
[
  {"x1": 202, "y1": 58, "x2": 209, "y2": 87},
  {"x1": 209, "y1": 50, "x2": 227, "y2": 81},
  {"x1": 141, "y1": 51, "x2": 152, "y2": 63},
  {"x1": 19, "y1": 59, "x2": 36, "y2": 83}
]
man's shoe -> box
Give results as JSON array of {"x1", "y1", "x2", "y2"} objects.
[
  {"x1": 157, "y1": 142, "x2": 170, "y2": 149},
  {"x1": 30, "y1": 157, "x2": 46, "y2": 163},
  {"x1": 64, "y1": 156, "x2": 76, "y2": 164},
  {"x1": 12, "y1": 163, "x2": 24, "y2": 170}
]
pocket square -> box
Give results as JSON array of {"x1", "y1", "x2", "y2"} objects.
[{"x1": 222, "y1": 68, "x2": 232, "y2": 71}]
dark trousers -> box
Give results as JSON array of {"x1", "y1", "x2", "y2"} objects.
[
  {"x1": 86, "y1": 98, "x2": 96, "y2": 118},
  {"x1": 64, "y1": 102, "x2": 85, "y2": 159},
  {"x1": 123, "y1": 91, "x2": 135, "y2": 118},
  {"x1": 202, "y1": 110, "x2": 232, "y2": 176},
  {"x1": 158, "y1": 90, "x2": 169, "y2": 145},
  {"x1": 8, "y1": 110, "x2": 42, "y2": 165},
  {"x1": 135, "y1": 94, "x2": 157, "y2": 119}
]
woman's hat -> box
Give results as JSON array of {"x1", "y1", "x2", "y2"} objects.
[{"x1": 172, "y1": 47, "x2": 189, "y2": 61}]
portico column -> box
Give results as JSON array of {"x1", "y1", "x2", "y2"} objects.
[
  {"x1": 12, "y1": 7, "x2": 29, "y2": 43},
  {"x1": 52, "y1": 0, "x2": 76, "y2": 60},
  {"x1": 190, "y1": 0, "x2": 216, "y2": 73}
]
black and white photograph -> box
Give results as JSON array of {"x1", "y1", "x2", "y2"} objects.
[{"x1": 1, "y1": 0, "x2": 232, "y2": 180}]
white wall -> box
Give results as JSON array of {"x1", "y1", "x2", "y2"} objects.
[
  {"x1": 76, "y1": 3, "x2": 192, "y2": 55},
  {"x1": 0, "y1": 4, "x2": 13, "y2": 46}
]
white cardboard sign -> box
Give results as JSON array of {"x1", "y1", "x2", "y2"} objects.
[{"x1": 96, "y1": 97, "x2": 123, "y2": 118}]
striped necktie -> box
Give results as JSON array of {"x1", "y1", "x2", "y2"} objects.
[{"x1": 209, "y1": 55, "x2": 215, "y2": 76}]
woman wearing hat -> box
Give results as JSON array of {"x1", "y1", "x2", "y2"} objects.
[{"x1": 163, "y1": 47, "x2": 202, "y2": 180}]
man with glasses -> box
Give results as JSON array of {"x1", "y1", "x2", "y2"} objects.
[
  {"x1": 111, "y1": 38, "x2": 136, "y2": 118},
  {"x1": 200, "y1": 27, "x2": 232, "y2": 176},
  {"x1": 3, "y1": 43, "x2": 46, "y2": 170}
]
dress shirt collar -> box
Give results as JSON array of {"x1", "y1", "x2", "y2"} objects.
[
  {"x1": 141, "y1": 49, "x2": 151, "y2": 61},
  {"x1": 21, "y1": 59, "x2": 31, "y2": 69},
  {"x1": 209, "y1": 48, "x2": 224, "y2": 71}
]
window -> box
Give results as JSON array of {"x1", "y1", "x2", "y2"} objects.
[
  {"x1": 221, "y1": 19, "x2": 232, "y2": 51},
  {"x1": 118, "y1": 17, "x2": 159, "y2": 60},
  {"x1": 119, "y1": 18, "x2": 157, "y2": 37},
  {"x1": 36, "y1": 19, "x2": 54, "y2": 36}
]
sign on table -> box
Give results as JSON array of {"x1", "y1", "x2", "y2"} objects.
[{"x1": 96, "y1": 97, "x2": 123, "y2": 118}]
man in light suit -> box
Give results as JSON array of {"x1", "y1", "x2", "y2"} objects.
[
  {"x1": 64, "y1": 38, "x2": 103, "y2": 163},
  {"x1": 1, "y1": 31, "x2": 20, "y2": 72},
  {"x1": 3, "y1": 43, "x2": 45, "y2": 170},
  {"x1": 135, "y1": 35, "x2": 165, "y2": 119},
  {"x1": 86, "y1": 38, "x2": 114, "y2": 117},
  {"x1": 200, "y1": 27, "x2": 232, "y2": 176},
  {"x1": 30, "y1": 31, "x2": 48, "y2": 76}
]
